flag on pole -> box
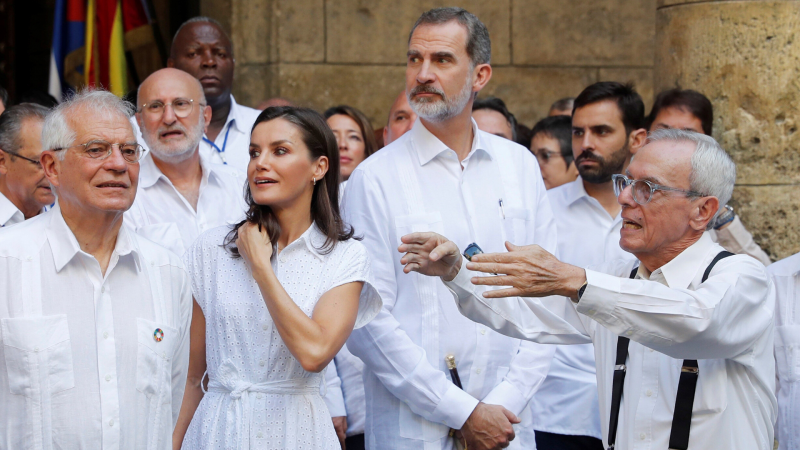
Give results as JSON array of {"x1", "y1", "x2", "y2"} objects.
[{"x1": 48, "y1": 0, "x2": 87, "y2": 100}]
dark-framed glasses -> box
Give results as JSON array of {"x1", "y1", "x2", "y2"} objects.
[
  {"x1": 612, "y1": 174, "x2": 706, "y2": 205},
  {"x1": 140, "y1": 98, "x2": 202, "y2": 118},
  {"x1": 4, "y1": 149, "x2": 42, "y2": 168},
  {"x1": 52, "y1": 140, "x2": 144, "y2": 163}
]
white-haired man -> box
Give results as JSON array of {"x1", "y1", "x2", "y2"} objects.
[
  {"x1": 343, "y1": 7, "x2": 556, "y2": 450},
  {"x1": 0, "y1": 89, "x2": 192, "y2": 448},
  {"x1": 126, "y1": 68, "x2": 246, "y2": 256},
  {"x1": 401, "y1": 129, "x2": 777, "y2": 450}
]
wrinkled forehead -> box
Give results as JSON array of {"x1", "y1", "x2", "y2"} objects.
[
  {"x1": 139, "y1": 73, "x2": 204, "y2": 104},
  {"x1": 67, "y1": 107, "x2": 136, "y2": 144},
  {"x1": 409, "y1": 21, "x2": 469, "y2": 57},
  {"x1": 628, "y1": 140, "x2": 694, "y2": 188}
]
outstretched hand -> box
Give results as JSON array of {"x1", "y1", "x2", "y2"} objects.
[
  {"x1": 467, "y1": 242, "x2": 586, "y2": 299},
  {"x1": 398, "y1": 232, "x2": 462, "y2": 282}
]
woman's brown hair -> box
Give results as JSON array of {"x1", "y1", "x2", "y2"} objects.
[
  {"x1": 224, "y1": 106, "x2": 356, "y2": 257},
  {"x1": 323, "y1": 105, "x2": 378, "y2": 159}
]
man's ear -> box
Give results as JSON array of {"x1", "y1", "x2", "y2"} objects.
[
  {"x1": 628, "y1": 128, "x2": 648, "y2": 155},
  {"x1": 472, "y1": 63, "x2": 492, "y2": 93},
  {"x1": 40, "y1": 151, "x2": 61, "y2": 188},
  {"x1": 691, "y1": 196, "x2": 720, "y2": 231},
  {"x1": 0, "y1": 149, "x2": 8, "y2": 176},
  {"x1": 203, "y1": 105, "x2": 212, "y2": 132}
]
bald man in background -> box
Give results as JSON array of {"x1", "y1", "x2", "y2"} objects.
[
  {"x1": 383, "y1": 91, "x2": 418, "y2": 145},
  {"x1": 126, "y1": 68, "x2": 246, "y2": 256}
]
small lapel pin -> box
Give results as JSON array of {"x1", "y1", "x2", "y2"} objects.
[{"x1": 153, "y1": 328, "x2": 164, "y2": 342}]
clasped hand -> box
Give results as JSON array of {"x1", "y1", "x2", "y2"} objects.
[{"x1": 236, "y1": 222, "x2": 274, "y2": 272}]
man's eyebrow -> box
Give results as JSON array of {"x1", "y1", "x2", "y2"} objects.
[
  {"x1": 432, "y1": 51, "x2": 455, "y2": 59},
  {"x1": 407, "y1": 50, "x2": 422, "y2": 57}
]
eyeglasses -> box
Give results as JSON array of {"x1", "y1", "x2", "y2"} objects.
[
  {"x1": 52, "y1": 140, "x2": 144, "y2": 163},
  {"x1": 612, "y1": 174, "x2": 706, "y2": 205},
  {"x1": 4, "y1": 149, "x2": 42, "y2": 168},
  {"x1": 139, "y1": 98, "x2": 203, "y2": 118}
]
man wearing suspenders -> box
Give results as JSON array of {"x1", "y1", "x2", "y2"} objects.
[
  {"x1": 343, "y1": 7, "x2": 557, "y2": 450},
  {"x1": 0, "y1": 89, "x2": 193, "y2": 449},
  {"x1": 402, "y1": 129, "x2": 777, "y2": 449}
]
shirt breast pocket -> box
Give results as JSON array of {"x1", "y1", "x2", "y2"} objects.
[
  {"x1": 692, "y1": 358, "x2": 728, "y2": 414},
  {"x1": 775, "y1": 325, "x2": 800, "y2": 382},
  {"x1": 394, "y1": 212, "x2": 445, "y2": 244},
  {"x1": 135, "y1": 318, "x2": 179, "y2": 397},
  {"x1": 501, "y1": 207, "x2": 530, "y2": 245},
  {"x1": 2, "y1": 315, "x2": 75, "y2": 397}
]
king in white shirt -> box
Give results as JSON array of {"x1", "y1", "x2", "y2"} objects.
[
  {"x1": 0, "y1": 89, "x2": 193, "y2": 449},
  {"x1": 343, "y1": 118, "x2": 557, "y2": 449},
  {"x1": 126, "y1": 69, "x2": 248, "y2": 256},
  {"x1": 768, "y1": 253, "x2": 800, "y2": 450}
]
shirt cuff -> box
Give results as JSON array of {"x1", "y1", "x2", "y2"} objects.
[
  {"x1": 481, "y1": 380, "x2": 528, "y2": 417},
  {"x1": 429, "y1": 384, "x2": 480, "y2": 430},
  {"x1": 575, "y1": 269, "x2": 622, "y2": 326},
  {"x1": 443, "y1": 257, "x2": 474, "y2": 302}
]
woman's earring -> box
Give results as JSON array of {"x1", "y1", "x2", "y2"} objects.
[{"x1": 313, "y1": 177, "x2": 316, "y2": 186}]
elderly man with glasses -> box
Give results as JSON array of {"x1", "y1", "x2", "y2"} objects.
[
  {"x1": 125, "y1": 68, "x2": 246, "y2": 256},
  {"x1": 0, "y1": 89, "x2": 193, "y2": 449},
  {"x1": 399, "y1": 129, "x2": 777, "y2": 450},
  {"x1": 0, "y1": 103, "x2": 54, "y2": 227}
]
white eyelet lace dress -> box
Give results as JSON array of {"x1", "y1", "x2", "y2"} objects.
[{"x1": 181, "y1": 223, "x2": 382, "y2": 450}]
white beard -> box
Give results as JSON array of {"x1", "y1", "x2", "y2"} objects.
[{"x1": 409, "y1": 73, "x2": 474, "y2": 123}]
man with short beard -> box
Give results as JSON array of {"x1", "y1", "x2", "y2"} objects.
[
  {"x1": 343, "y1": 7, "x2": 556, "y2": 450},
  {"x1": 126, "y1": 68, "x2": 246, "y2": 256},
  {"x1": 528, "y1": 82, "x2": 646, "y2": 450}
]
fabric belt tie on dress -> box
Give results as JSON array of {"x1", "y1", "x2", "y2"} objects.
[{"x1": 204, "y1": 371, "x2": 322, "y2": 450}]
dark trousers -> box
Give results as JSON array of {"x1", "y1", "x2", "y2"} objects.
[
  {"x1": 344, "y1": 433, "x2": 365, "y2": 450},
  {"x1": 534, "y1": 430, "x2": 604, "y2": 450}
]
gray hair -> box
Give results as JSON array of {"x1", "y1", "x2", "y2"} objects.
[
  {"x1": 408, "y1": 7, "x2": 491, "y2": 68},
  {"x1": 171, "y1": 16, "x2": 231, "y2": 58},
  {"x1": 645, "y1": 128, "x2": 736, "y2": 227},
  {"x1": 42, "y1": 88, "x2": 135, "y2": 160},
  {"x1": 0, "y1": 103, "x2": 50, "y2": 156}
]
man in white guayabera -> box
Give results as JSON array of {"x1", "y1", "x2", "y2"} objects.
[{"x1": 0, "y1": 89, "x2": 193, "y2": 449}]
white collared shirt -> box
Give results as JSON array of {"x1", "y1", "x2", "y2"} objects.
[
  {"x1": 125, "y1": 152, "x2": 247, "y2": 256},
  {"x1": 132, "y1": 95, "x2": 262, "y2": 173},
  {"x1": 529, "y1": 178, "x2": 636, "y2": 439},
  {"x1": 447, "y1": 232, "x2": 777, "y2": 449},
  {"x1": 0, "y1": 190, "x2": 25, "y2": 227},
  {"x1": 342, "y1": 119, "x2": 557, "y2": 449},
  {"x1": 768, "y1": 253, "x2": 800, "y2": 450},
  {"x1": 0, "y1": 204, "x2": 193, "y2": 449}
]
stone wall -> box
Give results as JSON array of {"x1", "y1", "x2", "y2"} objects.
[
  {"x1": 654, "y1": 0, "x2": 800, "y2": 260},
  {"x1": 203, "y1": 0, "x2": 657, "y2": 129}
]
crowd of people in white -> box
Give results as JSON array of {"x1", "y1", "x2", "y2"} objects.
[{"x1": 0, "y1": 7, "x2": 796, "y2": 450}]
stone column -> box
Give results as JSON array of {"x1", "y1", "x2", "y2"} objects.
[{"x1": 654, "y1": 0, "x2": 800, "y2": 261}]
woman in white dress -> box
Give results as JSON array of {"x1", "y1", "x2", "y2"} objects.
[{"x1": 174, "y1": 107, "x2": 382, "y2": 449}]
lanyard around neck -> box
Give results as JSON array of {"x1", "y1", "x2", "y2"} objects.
[{"x1": 202, "y1": 120, "x2": 233, "y2": 164}]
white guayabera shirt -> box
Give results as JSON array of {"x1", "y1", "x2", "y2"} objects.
[
  {"x1": 529, "y1": 178, "x2": 635, "y2": 440},
  {"x1": 343, "y1": 119, "x2": 557, "y2": 450},
  {"x1": 768, "y1": 253, "x2": 800, "y2": 450},
  {"x1": 125, "y1": 152, "x2": 248, "y2": 256},
  {"x1": 131, "y1": 95, "x2": 262, "y2": 173},
  {"x1": 0, "y1": 204, "x2": 192, "y2": 449},
  {"x1": 447, "y1": 233, "x2": 777, "y2": 450}
]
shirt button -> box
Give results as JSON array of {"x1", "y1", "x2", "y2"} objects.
[
  {"x1": 480, "y1": 329, "x2": 486, "y2": 335},
  {"x1": 646, "y1": 390, "x2": 652, "y2": 397},
  {"x1": 588, "y1": 309, "x2": 596, "y2": 315},
  {"x1": 262, "y1": 324, "x2": 268, "y2": 331},
  {"x1": 259, "y1": 360, "x2": 266, "y2": 367},
  {"x1": 34, "y1": 347, "x2": 40, "y2": 352},
  {"x1": 256, "y1": 393, "x2": 263, "y2": 399},
  {"x1": 105, "y1": 375, "x2": 112, "y2": 382},
  {"x1": 103, "y1": 332, "x2": 109, "y2": 339},
  {"x1": 625, "y1": 330, "x2": 633, "y2": 336},
  {"x1": 257, "y1": 432, "x2": 263, "y2": 438},
  {"x1": 101, "y1": 286, "x2": 105, "y2": 293},
  {"x1": 109, "y1": 419, "x2": 115, "y2": 427},
  {"x1": 649, "y1": 348, "x2": 654, "y2": 353},
  {"x1": 640, "y1": 433, "x2": 646, "y2": 440},
  {"x1": 475, "y1": 368, "x2": 482, "y2": 374}
]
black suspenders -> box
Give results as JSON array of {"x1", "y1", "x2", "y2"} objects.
[{"x1": 606, "y1": 251, "x2": 733, "y2": 450}]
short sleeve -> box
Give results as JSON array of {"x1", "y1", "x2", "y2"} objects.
[
  {"x1": 326, "y1": 240, "x2": 382, "y2": 329},
  {"x1": 183, "y1": 227, "x2": 225, "y2": 311}
]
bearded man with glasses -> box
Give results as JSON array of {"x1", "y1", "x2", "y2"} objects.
[
  {"x1": 125, "y1": 68, "x2": 246, "y2": 256},
  {"x1": 401, "y1": 128, "x2": 777, "y2": 450},
  {"x1": 0, "y1": 88, "x2": 193, "y2": 449},
  {"x1": 0, "y1": 103, "x2": 54, "y2": 227}
]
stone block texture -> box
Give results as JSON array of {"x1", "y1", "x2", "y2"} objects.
[{"x1": 655, "y1": 0, "x2": 800, "y2": 260}]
